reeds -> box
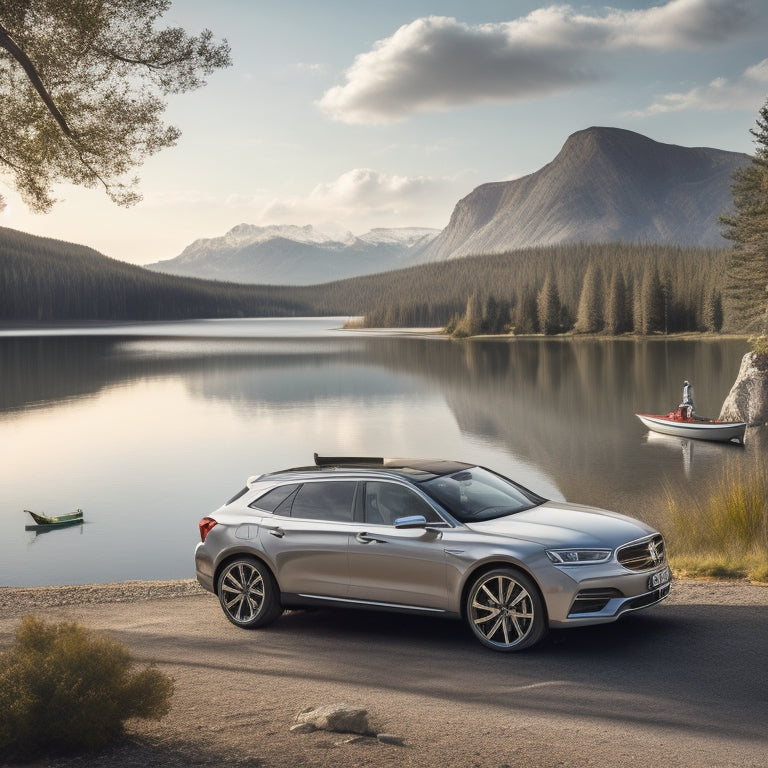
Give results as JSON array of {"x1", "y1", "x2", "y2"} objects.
[{"x1": 662, "y1": 455, "x2": 768, "y2": 582}]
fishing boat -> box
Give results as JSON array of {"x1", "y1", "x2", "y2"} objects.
[
  {"x1": 25, "y1": 508, "x2": 84, "y2": 529},
  {"x1": 636, "y1": 411, "x2": 746, "y2": 444},
  {"x1": 637, "y1": 378, "x2": 746, "y2": 445}
]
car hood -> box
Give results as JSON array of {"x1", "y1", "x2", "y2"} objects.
[{"x1": 465, "y1": 500, "x2": 656, "y2": 549}]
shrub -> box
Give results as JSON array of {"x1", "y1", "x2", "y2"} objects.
[
  {"x1": 749, "y1": 333, "x2": 768, "y2": 370},
  {"x1": 0, "y1": 616, "x2": 174, "y2": 762}
]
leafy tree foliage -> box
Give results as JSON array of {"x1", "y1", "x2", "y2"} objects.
[
  {"x1": 721, "y1": 98, "x2": 768, "y2": 333},
  {"x1": 0, "y1": 0, "x2": 231, "y2": 211}
]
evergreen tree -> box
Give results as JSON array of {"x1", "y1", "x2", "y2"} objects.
[
  {"x1": 483, "y1": 295, "x2": 506, "y2": 334},
  {"x1": 512, "y1": 287, "x2": 539, "y2": 334},
  {"x1": 703, "y1": 288, "x2": 724, "y2": 332},
  {"x1": 465, "y1": 290, "x2": 484, "y2": 336},
  {"x1": 639, "y1": 263, "x2": 665, "y2": 334},
  {"x1": 537, "y1": 273, "x2": 563, "y2": 335},
  {"x1": 574, "y1": 261, "x2": 603, "y2": 333},
  {"x1": 604, "y1": 269, "x2": 630, "y2": 335},
  {"x1": 721, "y1": 98, "x2": 768, "y2": 333}
]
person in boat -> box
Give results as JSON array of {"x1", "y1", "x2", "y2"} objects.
[{"x1": 679, "y1": 380, "x2": 694, "y2": 419}]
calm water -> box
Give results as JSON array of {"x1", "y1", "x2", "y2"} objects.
[{"x1": 0, "y1": 318, "x2": 755, "y2": 587}]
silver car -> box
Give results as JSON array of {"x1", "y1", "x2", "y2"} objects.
[{"x1": 195, "y1": 454, "x2": 670, "y2": 651}]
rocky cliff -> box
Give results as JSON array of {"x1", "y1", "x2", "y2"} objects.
[{"x1": 416, "y1": 126, "x2": 749, "y2": 262}]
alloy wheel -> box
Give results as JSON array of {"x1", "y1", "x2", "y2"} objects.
[
  {"x1": 467, "y1": 569, "x2": 544, "y2": 650},
  {"x1": 220, "y1": 561, "x2": 267, "y2": 625}
]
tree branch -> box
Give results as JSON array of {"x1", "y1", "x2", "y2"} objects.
[{"x1": 0, "y1": 22, "x2": 74, "y2": 138}]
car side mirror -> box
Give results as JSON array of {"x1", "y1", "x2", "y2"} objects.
[{"x1": 393, "y1": 515, "x2": 428, "y2": 529}]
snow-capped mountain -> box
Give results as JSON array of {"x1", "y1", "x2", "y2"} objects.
[{"x1": 145, "y1": 225, "x2": 440, "y2": 285}]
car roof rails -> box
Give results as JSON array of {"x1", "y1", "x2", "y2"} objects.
[{"x1": 314, "y1": 453, "x2": 384, "y2": 466}]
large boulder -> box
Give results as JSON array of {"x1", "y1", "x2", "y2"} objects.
[{"x1": 719, "y1": 352, "x2": 768, "y2": 426}]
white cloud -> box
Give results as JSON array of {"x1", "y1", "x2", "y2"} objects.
[
  {"x1": 630, "y1": 58, "x2": 768, "y2": 115},
  {"x1": 317, "y1": 0, "x2": 758, "y2": 124},
  {"x1": 257, "y1": 168, "x2": 466, "y2": 229}
]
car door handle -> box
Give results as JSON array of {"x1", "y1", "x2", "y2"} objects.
[
  {"x1": 265, "y1": 526, "x2": 285, "y2": 538},
  {"x1": 356, "y1": 532, "x2": 385, "y2": 544}
]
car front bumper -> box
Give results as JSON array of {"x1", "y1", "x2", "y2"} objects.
[{"x1": 542, "y1": 562, "x2": 671, "y2": 628}]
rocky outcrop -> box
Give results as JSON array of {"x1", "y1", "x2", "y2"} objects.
[{"x1": 719, "y1": 353, "x2": 768, "y2": 426}]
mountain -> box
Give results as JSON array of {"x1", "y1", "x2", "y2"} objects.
[
  {"x1": 145, "y1": 224, "x2": 440, "y2": 285},
  {"x1": 416, "y1": 126, "x2": 748, "y2": 263}
]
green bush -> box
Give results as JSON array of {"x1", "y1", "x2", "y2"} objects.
[
  {"x1": 0, "y1": 616, "x2": 174, "y2": 762},
  {"x1": 749, "y1": 334, "x2": 768, "y2": 370}
]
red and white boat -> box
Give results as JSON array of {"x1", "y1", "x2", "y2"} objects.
[{"x1": 636, "y1": 408, "x2": 746, "y2": 445}]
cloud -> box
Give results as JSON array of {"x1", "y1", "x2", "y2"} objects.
[
  {"x1": 257, "y1": 168, "x2": 465, "y2": 229},
  {"x1": 317, "y1": 0, "x2": 758, "y2": 124},
  {"x1": 630, "y1": 58, "x2": 768, "y2": 115}
]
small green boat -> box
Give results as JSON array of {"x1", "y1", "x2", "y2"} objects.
[{"x1": 25, "y1": 508, "x2": 84, "y2": 529}]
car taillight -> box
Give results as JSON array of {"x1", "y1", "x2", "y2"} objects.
[{"x1": 199, "y1": 517, "x2": 218, "y2": 542}]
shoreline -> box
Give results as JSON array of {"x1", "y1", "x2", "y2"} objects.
[
  {"x1": 0, "y1": 579, "x2": 207, "y2": 614},
  {"x1": 1, "y1": 576, "x2": 765, "y2": 618}
]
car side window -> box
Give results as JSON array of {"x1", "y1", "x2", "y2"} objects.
[
  {"x1": 249, "y1": 483, "x2": 299, "y2": 513},
  {"x1": 289, "y1": 481, "x2": 357, "y2": 522},
  {"x1": 364, "y1": 481, "x2": 442, "y2": 525}
]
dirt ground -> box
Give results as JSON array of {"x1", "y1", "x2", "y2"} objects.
[{"x1": 1, "y1": 578, "x2": 766, "y2": 768}]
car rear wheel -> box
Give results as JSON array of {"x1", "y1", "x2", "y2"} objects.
[
  {"x1": 217, "y1": 558, "x2": 282, "y2": 628},
  {"x1": 466, "y1": 568, "x2": 546, "y2": 651}
]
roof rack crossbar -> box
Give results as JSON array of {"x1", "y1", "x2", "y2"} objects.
[{"x1": 313, "y1": 453, "x2": 384, "y2": 466}]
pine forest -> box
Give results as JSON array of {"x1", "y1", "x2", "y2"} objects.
[{"x1": 1, "y1": 227, "x2": 733, "y2": 335}]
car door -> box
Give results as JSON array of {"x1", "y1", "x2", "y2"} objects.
[
  {"x1": 255, "y1": 480, "x2": 356, "y2": 598},
  {"x1": 347, "y1": 480, "x2": 450, "y2": 610}
]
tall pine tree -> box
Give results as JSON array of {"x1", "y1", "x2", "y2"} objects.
[
  {"x1": 537, "y1": 272, "x2": 563, "y2": 335},
  {"x1": 721, "y1": 98, "x2": 768, "y2": 333},
  {"x1": 574, "y1": 261, "x2": 603, "y2": 333}
]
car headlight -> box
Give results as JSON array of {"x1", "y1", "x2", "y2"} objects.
[{"x1": 546, "y1": 549, "x2": 612, "y2": 564}]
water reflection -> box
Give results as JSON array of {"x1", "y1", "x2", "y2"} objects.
[{"x1": 0, "y1": 322, "x2": 756, "y2": 586}]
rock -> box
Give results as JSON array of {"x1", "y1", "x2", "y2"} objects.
[
  {"x1": 295, "y1": 704, "x2": 371, "y2": 735},
  {"x1": 719, "y1": 352, "x2": 768, "y2": 426},
  {"x1": 289, "y1": 722, "x2": 316, "y2": 734},
  {"x1": 376, "y1": 733, "x2": 405, "y2": 746}
]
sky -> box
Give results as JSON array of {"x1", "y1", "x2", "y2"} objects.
[{"x1": 1, "y1": 0, "x2": 768, "y2": 266}]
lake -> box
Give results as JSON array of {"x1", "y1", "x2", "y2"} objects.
[{"x1": 0, "y1": 318, "x2": 756, "y2": 587}]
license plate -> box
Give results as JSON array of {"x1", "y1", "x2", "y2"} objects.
[{"x1": 648, "y1": 566, "x2": 671, "y2": 590}]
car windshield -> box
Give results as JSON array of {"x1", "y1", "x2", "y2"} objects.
[{"x1": 421, "y1": 467, "x2": 544, "y2": 523}]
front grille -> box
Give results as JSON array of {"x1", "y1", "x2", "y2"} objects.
[
  {"x1": 570, "y1": 588, "x2": 623, "y2": 614},
  {"x1": 617, "y1": 534, "x2": 666, "y2": 571}
]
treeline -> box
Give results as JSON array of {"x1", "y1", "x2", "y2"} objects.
[
  {"x1": 357, "y1": 242, "x2": 730, "y2": 334},
  {"x1": 1, "y1": 227, "x2": 734, "y2": 333},
  {"x1": 0, "y1": 227, "x2": 341, "y2": 321}
]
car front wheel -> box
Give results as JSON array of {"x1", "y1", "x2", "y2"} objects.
[
  {"x1": 466, "y1": 568, "x2": 546, "y2": 651},
  {"x1": 217, "y1": 558, "x2": 282, "y2": 628}
]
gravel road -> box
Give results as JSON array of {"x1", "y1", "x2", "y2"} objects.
[{"x1": 1, "y1": 578, "x2": 766, "y2": 768}]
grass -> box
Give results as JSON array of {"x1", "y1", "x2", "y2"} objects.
[
  {"x1": 660, "y1": 455, "x2": 768, "y2": 582},
  {"x1": 0, "y1": 616, "x2": 174, "y2": 762}
]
